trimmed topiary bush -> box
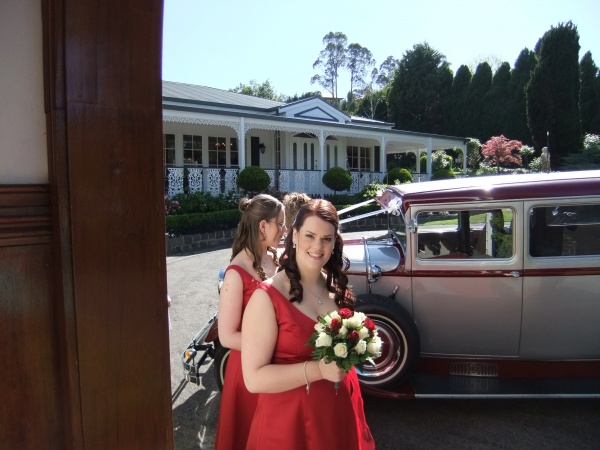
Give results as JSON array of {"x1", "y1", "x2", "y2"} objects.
[
  {"x1": 383, "y1": 167, "x2": 412, "y2": 184},
  {"x1": 323, "y1": 166, "x2": 352, "y2": 193},
  {"x1": 430, "y1": 168, "x2": 457, "y2": 180},
  {"x1": 237, "y1": 166, "x2": 270, "y2": 195}
]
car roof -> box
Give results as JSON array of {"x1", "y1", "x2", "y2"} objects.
[{"x1": 377, "y1": 171, "x2": 600, "y2": 212}]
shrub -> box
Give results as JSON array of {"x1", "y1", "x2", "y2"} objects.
[
  {"x1": 383, "y1": 167, "x2": 412, "y2": 184},
  {"x1": 430, "y1": 168, "x2": 457, "y2": 180},
  {"x1": 359, "y1": 182, "x2": 387, "y2": 199},
  {"x1": 171, "y1": 191, "x2": 238, "y2": 215},
  {"x1": 165, "y1": 209, "x2": 241, "y2": 237},
  {"x1": 237, "y1": 166, "x2": 271, "y2": 194},
  {"x1": 322, "y1": 166, "x2": 352, "y2": 193}
]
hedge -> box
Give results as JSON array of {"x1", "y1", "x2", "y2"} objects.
[{"x1": 166, "y1": 208, "x2": 241, "y2": 236}]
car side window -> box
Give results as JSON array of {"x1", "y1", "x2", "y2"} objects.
[
  {"x1": 529, "y1": 203, "x2": 600, "y2": 257},
  {"x1": 417, "y1": 208, "x2": 514, "y2": 260}
]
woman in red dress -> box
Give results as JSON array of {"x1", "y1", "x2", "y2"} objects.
[
  {"x1": 214, "y1": 194, "x2": 285, "y2": 450},
  {"x1": 242, "y1": 199, "x2": 375, "y2": 450}
]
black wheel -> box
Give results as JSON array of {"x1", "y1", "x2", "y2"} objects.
[
  {"x1": 213, "y1": 341, "x2": 231, "y2": 392},
  {"x1": 355, "y1": 294, "x2": 420, "y2": 388}
]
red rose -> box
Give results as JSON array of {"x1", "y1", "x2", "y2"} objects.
[
  {"x1": 364, "y1": 317, "x2": 375, "y2": 331},
  {"x1": 348, "y1": 330, "x2": 360, "y2": 342},
  {"x1": 330, "y1": 318, "x2": 341, "y2": 333},
  {"x1": 338, "y1": 308, "x2": 352, "y2": 319}
]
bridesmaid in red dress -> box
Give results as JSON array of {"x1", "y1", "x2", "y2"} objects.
[
  {"x1": 242, "y1": 199, "x2": 375, "y2": 450},
  {"x1": 214, "y1": 194, "x2": 285, "y2": 450}
]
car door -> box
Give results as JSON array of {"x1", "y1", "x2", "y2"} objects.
[
  {"x1": 409, "y1": 202, "x2": 523, "y2": 357},
  {"x1": 520, "y1": 199, "x2": 600, "y2": 359}
]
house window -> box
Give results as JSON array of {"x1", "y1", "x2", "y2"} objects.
[
  {"x1": 346, "y1": 146, "x2": 371, "y2": 171},
  {"x1": 208, "y1": 136, "x2": 227, "y2": 167},
  {"x1": 310, "y1": 143, "x2": 315, "y2": 170},
  {"x1": 230, "y1": 138, "x2": 238, "y2": 166},
  {"x1": 164, "y1": 133, "x2": 175, "y2": 166},
  {"x1": 303, "y1": 143, "x2": 308, "y2": 170},
  {"x1": 334, "y1": 145, "x2": 338, "y2": 167},
  {"x1": 183, "y1": 134, "x2": 202, "y2": 166},
  {"x1": 374, "y1": 146, "x2": 380, "y2": 172},
  {"x1": 293, "y1": 143, "x2": 297, "y2": 170},
  {"x1": 326, "y1": 145, "x2": 331, "y2": 169}
]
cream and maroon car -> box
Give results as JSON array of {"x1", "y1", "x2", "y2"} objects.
[{"x1": 183, "y1": 170, "x2": 600, "y2": 398}]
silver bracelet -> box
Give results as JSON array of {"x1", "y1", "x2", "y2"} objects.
[{"x1": 303, "y1": 361, "x2": 310, "y2": 394}]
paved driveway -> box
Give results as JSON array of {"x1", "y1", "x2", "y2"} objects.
[{"x1": 168, "y1": 241, "x2": 600, "y2": 449}]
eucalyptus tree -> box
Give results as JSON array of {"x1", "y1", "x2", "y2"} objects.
[
  {"x1": 388, "y1": 42, "x2": 452, "y2": 133},
  {"x1": 346, "y1": 43, "x2": 375, "y2": 98},
  {"x1": 580, "y1": 51, "x2": 600, "y2": 134},
  {"x1": 527, "y1": 21, "x2": 582, "y2": 169},
  {"x1": 311, "y1": 32, "x2": 348, "y2": 100}
]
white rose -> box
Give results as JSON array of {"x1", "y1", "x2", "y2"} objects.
[
  {"x1": 355, "y1": 340, "x2": 367, "y2": 355},
  {"x1": 315, "y1": 332, "x2": 333, "y2": 348},
  {"x1": 345, "y1": 315, "x2": 361, "y2": 329},
  {"x1": 338, "y1": 326, "x2": 348, "y2": 338},
  {"x1": 354, "y1": 311, "x2": 367, "y2": 323},
  {"x1": 358, "y1": 327, "x2": 369, "y2": 340},
  {"x1": 314, "y1": 322, "x2": 325, "y2": 333},
  {"x1": 367, "y1": 336, "x2": 382, "y2": 355},
  {"x1": 333, "y1": 343, "x2": 348, "y2": 358}
]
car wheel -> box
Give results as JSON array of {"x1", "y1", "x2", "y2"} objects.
[
  {"x1": 355, "y1": 294, "x2": 420, "y2": 388},
  {"x1": 213, "y1": 342, "x2": 230, "y2": 392}
]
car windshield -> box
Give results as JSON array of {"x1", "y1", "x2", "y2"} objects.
[{"x1": 388, "y1": 213, "x2": 407, "y2": 251}]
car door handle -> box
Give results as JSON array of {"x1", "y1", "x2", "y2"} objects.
[{"x1": 504, "y1": 271, "x2": 521, "y2": 278}]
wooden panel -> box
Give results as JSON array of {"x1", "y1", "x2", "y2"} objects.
[
  {"x1": 0, "y1": 186, "x2": 64, "y2": 448},
  {"x1": 42, "y1": 0, "x2": 173, "y2": 448},
  {"x1": 0, "y1": 185, "x2": 52, "y2": 247}
]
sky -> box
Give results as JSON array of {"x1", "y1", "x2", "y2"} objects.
[{"x1": 162, "y1": 0, "x2": 600, "y2": 99}]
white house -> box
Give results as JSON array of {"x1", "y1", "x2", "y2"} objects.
[{"x1": 162, "y1": 80, "x2": 468, "y2": 197}]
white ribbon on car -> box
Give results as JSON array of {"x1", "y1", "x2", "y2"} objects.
[{"x1": 387, "y1": 198, "x2": 402, "y2": 216}]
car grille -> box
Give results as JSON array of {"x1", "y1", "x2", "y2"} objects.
[{"x1": 450, "y1": 362, "x2": 499, "y2": 377}]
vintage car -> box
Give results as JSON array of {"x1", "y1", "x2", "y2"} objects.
[{"x1": 183, "y1": 170, "x2": 600, "y2": 398}]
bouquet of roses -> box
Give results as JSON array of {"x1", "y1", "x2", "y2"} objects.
[{"x1": 307, "y1": 308, "x2": 382, "y2": 375}]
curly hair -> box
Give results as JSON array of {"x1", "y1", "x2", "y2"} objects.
[
  {"x1": 231, "y1": 194, "x2": 283, "y2": 280},
  {"x1": 279, "y1": 199, "x2": 355, "y2": 308},
  {"x1": 283, "y1": 192, "x2": 311, "y2": 231}
]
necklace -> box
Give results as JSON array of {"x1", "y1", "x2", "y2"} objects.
[{"x1": 300, "y1": 282, "x2": 326, "y2": 304}]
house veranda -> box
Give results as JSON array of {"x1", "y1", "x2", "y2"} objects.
[{"x1": 162, "y1": 81, "x2": 468, "y2": 197}]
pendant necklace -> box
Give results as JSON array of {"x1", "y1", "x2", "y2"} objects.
[{"x1": 301, "y1": 282, "x2": 325, "y2": 304}]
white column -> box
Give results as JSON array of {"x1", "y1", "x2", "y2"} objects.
[
  {"x1": 380, "y1": 135, "x2": 386, "y2": 176},
  {"x1": 319, "y1": 129, "x2": 325, "y2": 197},
  {"x1": 462, "y1": 143, "x2": 467, "y2": 174},
  {"x1": 239, "y1": 117, "x2": 246, "y2": 169},
  {"x1": 427, "y1": 138, "x2": 433, "y2": 179}
]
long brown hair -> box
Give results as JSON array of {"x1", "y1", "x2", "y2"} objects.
[
  {"x1": 231, "y1": 194, "x2": 283, "y2": 280},
  {"x1": 279, "y1": 199, "x2": 355, "y2": 308}
]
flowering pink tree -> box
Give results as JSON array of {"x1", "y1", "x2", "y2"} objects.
[{"x1": 481, "y1": 135, "x2": 524, "y2": 173}]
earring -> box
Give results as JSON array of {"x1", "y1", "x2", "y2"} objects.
[
  {"x1": 332, "y1": 248, "x2": 335, "y2": 255},
  {"x1": 293, "y1": 240, "x2": 296, "y2": 249}
]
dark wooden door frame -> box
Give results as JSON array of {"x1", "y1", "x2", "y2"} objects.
[{"x1": 41, "y1": 0, "x2": 173, "y2": 448}]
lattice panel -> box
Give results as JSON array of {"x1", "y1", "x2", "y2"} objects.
[
  {"x1": 207, "y1": 169, "x2": 221, "y2": 196},
  {"x1": 167, "y1": 168, "x2": 184, "y2": 196},
  {"x1": 188, "y1": 168, "x2": 203, "y2": 193},
  {"x1": 224, "y1": 169, "x2": 238, "y2": 193},
  {"x1": 265, "y1": 170, "x2": 275, "y2": 189},
  {"x1": 279, "y1": 170, "x2": 290, "y2": 192},
  {"x1": 350, "y1": 172, "x2": 360, "y2": 194},
  {"x1": 294, "y1": 171, "x2": 305, "y2": 193}
]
